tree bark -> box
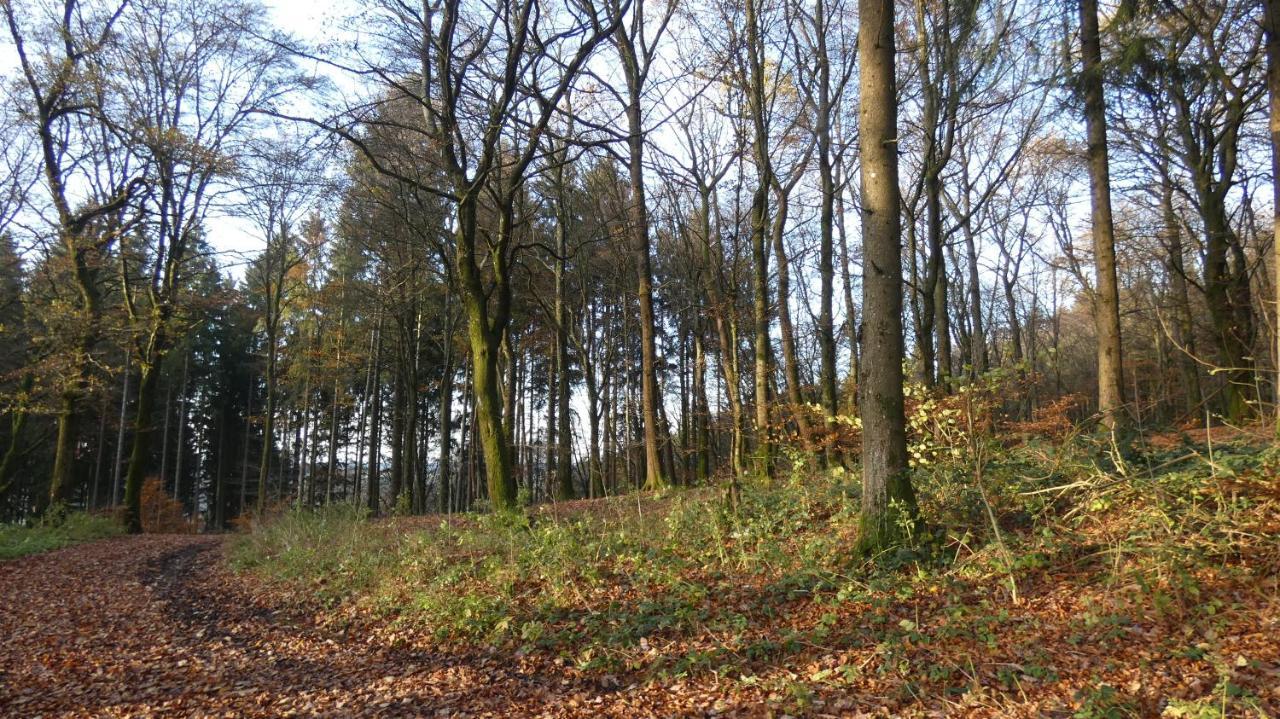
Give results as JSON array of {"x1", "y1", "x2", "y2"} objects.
[
  {"x1": 1266, "y1": 0, "x2": 1280, "y2": 435},
  {"x1": 745, "y1": 0, "x2": 774, "y2": 477},
  {"x1": 815, "y1": 0, "x2": 839, "y2": 420},
  {"x1": 1079, "y1": 0, "x2": 1127, "y2": 431},
  {"x1": 858, "y1": 0, "x2": 917, "y2": 552},
  {"x1": 122, "y1": 359, "x2": 162, "y2": 533}
]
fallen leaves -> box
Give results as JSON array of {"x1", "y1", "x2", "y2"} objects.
[{"x1": 1, "y1": 507, "x2": 1278, "y2": 718}]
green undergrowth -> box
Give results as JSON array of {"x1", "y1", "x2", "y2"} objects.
[
  {"x1": 230, "y1": 434, "x2": 1279, "y2": 708},
  {"x1": 0, "y1": 511, "x2": 125, "y2": 560}
]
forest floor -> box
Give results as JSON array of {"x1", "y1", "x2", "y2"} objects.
[
  {"x1": 2, "y1": 434, "x2": 1280, "y2": 717},
  {"x1": 1, "y1": 533, "x2": 632, "y2": 717}
]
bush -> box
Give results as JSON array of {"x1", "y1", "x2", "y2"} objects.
[{"x1": 140, "y1": 477, "x2": 201, "y2": 533}]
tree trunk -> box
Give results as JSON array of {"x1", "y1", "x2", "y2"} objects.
[
  {"x1": 438, "y1": 305, "x2": 455, "y2": 513},
  {"x1": 1079, "y1": 0, "x2": 1126, "y2": 431},
  {"x1": 367, "y1": 324, "x2": 383, "y2": 515},
  {"x1": 257, "y1": 325, "x2": 278, "y2": 515},
  {"x1": 389, "y1": 360, "x2": 405, "y2": 510},
  {"x1": 1266, "y1": 0, "x2": 1280, "y2": 435},
  {"x1": 815, "y1": 0, "x2": 839, "y2": 420},
  {"x1": 112, "y1": 360, "x2": 130, "y2": 505},
  {"x1": 962, "y1": 216, "x2": 988, "y2": 376},
  {"x1": 771, "y1": 181, "x2": 813, "y2": 448},
  {"x1": 122, "y1": 361, "x2": 161, "y2": 533},
  {"x1": 745, "y1": 0, "x2": 774, "y2": 477},
  {"x1": 0, "y1": 375, "x2": 35, "y2": 505},
  {"x1": 693, "y1": 325, "x2": 711, "y2": 481},
  {"x1": 837, "y1": 178, "x2": 860, "y2": 411},
  {"x1": 1259, "y1": 0, "x2": 1280, "y2": 429},
  {"x1": 858, "y1": 0, "x2": 917, "y2": 552},
  {"x1": 456, "y1": 196, "x2": 517, "y2": 510},
  {"x1": 240, "y1": 374, "x2": 253, "y2": 518},
  {"x1": 554, "y1": 177, "x2": 574, "y2": 500},
  {"x1": 621, "y1": 84, "x2": 667, "y2": 492},
  {"x1": 174, "y1": 352, "x2": 189, "y2": 509},
  {"x1": 1160, "y1": 169, "x2": 1203, "y2": 415}
]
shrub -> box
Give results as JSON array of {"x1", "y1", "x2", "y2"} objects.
[{"x1": 140, "y1": 477, "x2": 201, "y2": 533}]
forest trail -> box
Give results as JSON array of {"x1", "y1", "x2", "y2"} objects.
[{"x1": 0, "y1": 535, "x2": 661, "y2": 718}]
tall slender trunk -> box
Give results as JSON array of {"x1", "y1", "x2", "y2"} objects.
[
  {"x1": 585, "y1": 360, "x2": 604, "y2": 497},
  {"x1": 962, "y1": 214, "x2": 988, "y2": 376},
  {"x1": 91, "y1": 400, "x2": 107, "y2": 510},
  {"x1": 213, "y1": 402, "x2": 227, "y2": 529},
  {"x1": 745, "y1": 0, "x2": 774, "y2": 477},
  {"x1": 240, "y1": 374, "x2": 253, "y2": 517},
  {"x1": 257, "y1": 324, "x2": 279, "y2": 514},
  {"x1": 326, "y1": 363, "x2": 342, "y2": 504},
  {"x1": 693, "y1": 326, "x2": 711, "y2": 481},
  {"x1": 112, "y1": 359, "x2": 130, "y2": 505},
  {"x1": 836, "y1": 179, "x2": 859, "y2": 410},
  {"x1": 173, "y1": 352, "x2": 189, "y2": 509},
  {"x1": 458, "y1": 358, "x2": 474, "y2": 510},
  {"x1": 613, "y1": 27, "x2": 667, "y2": 492},
  {"x1": 159, "y1": 381, "x2": 172, "y2": 493},
  {"x1": 554, "y1": 205, "x2": 573, "y2": 500},
  {"x1": 1079, "y1": 0, "x2": 1126, "y2": 430},
  {"x1": 296, "y1": 366, "x2": 312, "y2": 506},
  {"x1": 367, "y1": 323, "x2": 384, "y2": 514},
  {"x1": 438, "y1": 303, "x2": 455, "y2": 513},
  {"x1": 544, "y1": 339, "x2": 557, "y2": 499},
  {"x1": 858, "y1": 0, "x2": 917, "y2": 552},
  {"x1": 698, "y1": 186, "x2": 746, "y2": 483},
  {"x1": 1160, "y1": 169, "x2": 1202, "y2": 414},
  {"x1": 771, "y1": 181, "x2": 812, "y2": 447},
  {"x1": 1266, "y1": 0, "x2": 1280, "y2": 435},
  {"x1": 122, "y1": 361, "x2": 161, "y2": 533},
  {"x1": 815, "y1": 0, "x2": 839, "y2": 419},
  {"x1": 389, "y1": 359, "x2": 405, "y2": 509},
  {"x1": 404, "y1": 314, "x2": 422, "y2": 513}
]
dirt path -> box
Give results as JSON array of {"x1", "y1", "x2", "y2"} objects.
[{"x1": 0, "y1": 536, "x2": 690, "y2": 718}]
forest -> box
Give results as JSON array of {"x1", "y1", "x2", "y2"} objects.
[{"x1": 1, "y1": 0, "x2": 1278, "y2": 716}]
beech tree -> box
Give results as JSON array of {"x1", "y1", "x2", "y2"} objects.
[
  {"x1": 3, "y1": 0, "x2": 143, "y2": 509},
  {"x1": 1078, "y1": 0, "x2": 1126, "y2": 431},
  {"x1": 116, "y1": 0, "x2": 295, "y2": 532},
  {"x1": 857, "y1": 0, "x2": 917, "y2": 551}
]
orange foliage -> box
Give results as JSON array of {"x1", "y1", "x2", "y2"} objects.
[
  {"x1": 1002, "y1": 393, "x2": 1084, "y2": 440},
  {"x1": 140, "y1": 478, "x2": 200, "y2": 534}
]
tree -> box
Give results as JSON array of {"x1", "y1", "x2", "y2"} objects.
[
  {"x1": 606, "y1": 0, "x2": 676, "y2": 490},
  {"x1": 1078, "y1": 0, "x2": 1126, "y2": 431},
  {"x1": 3, "y1": 0, "x2": 143, "y2": 509},
  {"x1": 242, "y1": 136, "x2": 324, "y2": 514},
  {"x1": 1266, "y1": 0, "x2": 1280, "y2": 436},
  {"x1": 117, "y1": 0, "x2": 295, "y2": 532},
  {"x1": 302, "y1": 0, "x2": 625, "y2": 511},
  {"x1": 793, "y1": 0, "x2": 855, "y2": 420},
  {"x1": 857, "y1": 0, "x2": 917, "y2": 552}
]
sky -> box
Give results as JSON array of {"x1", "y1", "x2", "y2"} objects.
[{"x1": 204, "y1": 0, "x2": 347, "y2": 278}]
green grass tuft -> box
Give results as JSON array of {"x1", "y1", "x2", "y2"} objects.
[{"x1": 0, "y1": 512, "x2": 125, "y2": 560}]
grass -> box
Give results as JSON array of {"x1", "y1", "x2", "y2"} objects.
[
  {"x1": 230, "y1": 432, "x2": 1280, "y2": 715},
  {"x1": 0, "y1": 511, "x2": 125, "y2": 560}
]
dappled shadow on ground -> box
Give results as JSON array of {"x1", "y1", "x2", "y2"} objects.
[
  {"x1": 0, "y1": 536, "x2": 631, "y2": 717},
  {"x1": 1, "y1": 481, "x2": 1278, "y2": 719}
]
